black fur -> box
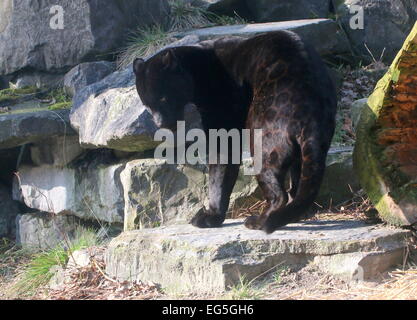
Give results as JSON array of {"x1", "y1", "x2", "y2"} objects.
[{"x1": 133, "y1": 31, "x2": 337, "y2": 233}]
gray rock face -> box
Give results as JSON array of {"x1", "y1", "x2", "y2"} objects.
[
  {"x1": 0, "y1": 0, "x2": 170, "y2": 76},
  {"x1": 207, "y1": 0, "x2": 331, "y2": 22},
  {"x1": 121, "y1": 159, "x2": 208, "y2": 231},
  {"x1": 0, "y1": 109, "x2": 77, "y2": 149},
  {"x1": 64, "y1": 61, "x2": 116, "y2": 97},
  {"x1": 333, "y1": 0, "x2": 417, "y2": 63},
  {"x1": 16, "y1": 212, "x2": 80, "y2": 249},
  {"x1": 30, "y1": 136, "x2": 84, "y2": 167},
  {"x1": 0, "y1": 184, "x2": 21, "y2": 238},
  {"x1": 179, "y1": 19, "x2": 350, "y2": 57},
  {"x1": 122, "y1": 158, "x2": 264, "y2": 231},
  {"x1": 14, "y1": 72, "x2": 64, "y2": 89},
  {"x1": 351, "y1": 98, "x2": 368, "y2": 130},
  {"x1": 0, "y1": 75, "x2": 9, "y2": 90},
  {"x1": 246, "y1": 0, "x2": 331, "y2": 22},
  {"x1": 105, "y1": 219, "x2": 411, "y2": 293},
  {"x1": 14, "y1": 160, "x2": 125, "y2": 224},
  {"x1": 316, "y1": 147, "x2": 361, "y2": 208},
  {"x1": 70, "y1": 36, "x2": 202, "y2": 153},
  {"x1": 70, "y1": 67, "x2": 159, "y2": 152}
]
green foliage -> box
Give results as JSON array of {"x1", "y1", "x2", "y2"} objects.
[
  {"x1": 228, "y1": 276, "x2": 262, "y2": 300},
  {"x1": 11, "y1": 226, "x2": 100, "y2": 297},
  {"x1": 12, "y1": 246, "x2": 67, "y2": 295},
  {"x1": 117, "y1": 25, "x2": 173, "y2": 70},
  {"x1": 273, "y1": 266, "x2": 289, "y2": 284},
  {"x1": 48, "y1": 102, "x2": 71, "y2": 111},
  {"x1": 0, "y1": 86, "x2": 39, "y2": 103},
  {"x1": 169, "y1": 0, "x2": 212, "y2": 31},
  {"x1": 45, "y1": 88, "x2": 71, "y2": 104},
  {"x1": 117, "y1": 1, "x2": 247, "y2": 70},
  {"x1": 70, "y1": 226, "x2": 100, "y2": 251},
  {"x1": 208, "y1": 12, "x2": 247, "y2": 26}
]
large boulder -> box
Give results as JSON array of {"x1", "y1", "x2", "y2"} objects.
[
  {"x1": 353, "y1": 23, "x2": 417, "y2": 226},
  {"x1": 178, "y1": 19, "x2": 351, "y2": 58},
  {"x1": 121, "y1": 160, "x2": 208, "y2": 230},
  {"x1": 0, "y1": 109, "x2": 77, "y2": 149},
  {"x1": 63, "y1": 61, "x2": 116, "y2": 97},
  {"x1": 69, "y1": 36, "x2": 202, "y2": 153},
  {"x1": 333, "y1": 0, "x2": 417, "y2": 64},
  {"x1": 0, "y1": 0, "x2": 170, "y2": 76},
  {"x1": 121, "y1": 158, "x2": 260, "y2": 231},
  {"x1": 105, "y1": 219, "x2": 411, "y2": 293},
  {"x1": 207, "y1": 0, "x2": 332, "y2": 22},
  {"x1": 13, "y1": 153, "x2": 125, "y2": 224},
  {"x1": 246, "y1": 0, "x2": 330, "y2": 22},
  {"x1": 70, "y1": 67, "x2": 159, "y2": 152},
  {"x1": 16, "y1": 212, "x2": 80, "y2": 250},
  {"x1": 29, "y1": 136, "x2": 84, "y2": 167},
  {"x1": 316, "y1": 147, "x2": 361, "y2": 208}
]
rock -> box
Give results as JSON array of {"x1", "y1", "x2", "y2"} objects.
[
  {"x1": 121, "y1": 159, "x2": 208, "y2": 231},
  {"x1": 0, "y1": 109, "x2": 77, "y2": 149},
  {"x1": 122, "y1": 158, "x2": 263, "y2": 231},
  {"x1": 313, "y1": 250, "x2": 405, "y2": 281},
  {"x1": 70, "y1": 36, "x2": 202, "y2": 153},
  {"x1": 30, "y1": 136, "x2": 84, "y2": 167},
  {"x1": 64, "y1": 61, "x2": 116, "y2": 97},
  {"x1": 105, "y1": 219, "x2": 411, "y2": 293},
  {"x1": 205, "y1": 0, "x2": 253, "y2": 20},
  {"x1": 0, "y1": 76, "x2": 9, "y2": 90},
  {"x1": 0, "y1": 183, "x2": 21, "y2": 238},
  {"x1": 13, "y1": 72, "x2": 64, "y2": 89},
  {"x1": 16, "y1": 212, "x2": 79, "y2": 249},
  {"x1": 246, "y1": 0, "x2": 331, "y2": 22},
  {"x1": 333, "y1": 0, "x2": 417, "y2": 64},
  {"x1": 49, "y1": 265, "x2": 68, "y2": 291},
  {"x1": 178, "y1": 19, "x2": 350, "y2": 57},
  {"x1": 0, "y1": 0, "x2": 170, "y2": 76},
  {"x1": 353, "y1": 23, "x2": 417, "y2": 226},
  {"x1": 13, "y1": 157, "x2": 125, "y2": 224},
  {"x1": 316, "y1": 147, "x2": 360, "y2": 208},
  {"x1": 70, "y1": 67, "x2": 159, "y2": 152},
  {"x1": 207, "y1": 0, "x2": 331, "y2": 22},
  {"x1": 351, "y1": 98, "x2": 368, "y2": 130},
  {"x1": 67, "y1": 249, "x2": 91, "y2": 268}
]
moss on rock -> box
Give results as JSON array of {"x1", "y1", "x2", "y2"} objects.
[{"x1": 353, "y1": 22, "x2": 417, "y2": 226}]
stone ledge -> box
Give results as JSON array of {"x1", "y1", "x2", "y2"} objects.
[{"x1": 105, "y1": 219, "x2": 411, "y2": 294}]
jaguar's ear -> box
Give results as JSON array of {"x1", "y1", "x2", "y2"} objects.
[
  {"x1": 161, "y1": 49, "x2": 179, "y2": 70},
  {"x1": 133, "y1": 58, "x2": 145, "y2": 75}
]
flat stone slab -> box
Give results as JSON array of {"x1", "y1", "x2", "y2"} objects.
[
  {"x1": 105, "y1": 219, "x2": 411, "y2": 294},
  {"x1": 178, "y1": 19, "x2": 350, "y2": 56}
]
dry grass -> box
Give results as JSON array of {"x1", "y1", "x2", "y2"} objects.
[
  {"x1": 42, "y1": 246, "x2": 161, "y2": 300},
  {"x1": 308, "y1": 266, "x2": 417, "y2": 300}
]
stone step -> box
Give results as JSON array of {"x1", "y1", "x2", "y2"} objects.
[
  {"x1": 177, "y1": 19, "x2": 351, "y2": 57},
  {"x1": 105, "y1": 219, "x2": 411, "y2": 294}
]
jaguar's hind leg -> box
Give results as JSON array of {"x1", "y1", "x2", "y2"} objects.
[
  {"x1": 289, "y1": 156, "x2": 301, "y2": 202},
  {"x1": 244, "y1": 154, "x2": 290, "y2": 230}
]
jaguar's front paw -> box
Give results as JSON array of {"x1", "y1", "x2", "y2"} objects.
[
  {"x1": 190, "y1": 208, "x2": 225, "y2": 228},
  {"x1": 244, "y1": 215, "x2": 264, "y2": 230}
]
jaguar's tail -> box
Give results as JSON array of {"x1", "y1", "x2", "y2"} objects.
[{"x1": 263, "y1": 140, "x2": 328, "y2": 234}]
